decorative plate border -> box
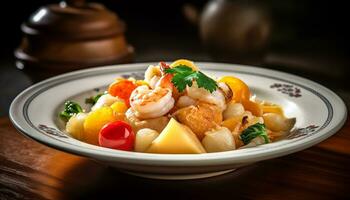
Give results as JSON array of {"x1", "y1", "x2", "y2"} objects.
[
  {"x1": 287, "y1": 125, "x2": 319, "y2": 139},
  {"x1": 38, "y1": 124, "x2": 69, "y2": 138},
  {"x1": 270, "y1": 83, "x2": 302, "y2": 98}
]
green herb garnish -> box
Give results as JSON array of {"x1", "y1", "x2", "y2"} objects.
[
  {"x1": 59, "y1": 101, "x2": 83, "y2": 121},
  {"x1": 240, "y1": 123, "x2": 269, "y2": 145},
  {"x1": 85, "y1": 93, "x2": 104, "y2": 105},
  {"x1": 164, "y1": 65, "x2": 218, "y2": 93}
]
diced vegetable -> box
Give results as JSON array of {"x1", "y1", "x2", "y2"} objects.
[
  {"x1": 242, "y1": 100, "x2": 263, "y2": 117},
  {"x1": 110, "y1": 101, "x2": 128, "y2": 114},
  {"x1": 240, "y1": 123, "x2": 269, "y2": 145},
  {"x1": 263, "y1": 113, "x2": 296, "y2": 132},
  {"x1": 223, "y1": 102, "x2": 245, "y2": 120},
  {"x1": 59, "y1": 101, "x2": 83, "y2": 121},
  {"x1": 99, "y1": 121, "x2": 135, "y2": 151},
  {"x1": 221, "y1": 116, "x2": 242, "y2": 131},
  {"x1": 135, "y1": 128, "x2": 159, "y2": 152},
  {"x1": 135, "y1": 80, "x2": 149, "y2": 86},
  {"x1": 83, "y1": 107, "x2": 117, "y2": 145},
  {"x1": 262, "y1": 105, "x2": 284, "y2": 115},
  {"x1": 170, "y1": 59, "x2": 199, "y2": 71},
  {"x1": 66, "y1": 113, "x2": 87, "y2": 140},
  {"x1": 202, "y1": 127, "x2": 236, "y2": 152},
  {"x1": 108, "y1": 79, "x2": 138, "y2": 106},
  {"x1": 146, "y1": 118, "x2": 206, "y2": 154},
  {"x1": 217, "y1": 76, "x2": 251, "y2": 102}
]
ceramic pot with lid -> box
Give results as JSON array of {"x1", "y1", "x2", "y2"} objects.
[{"x1": 15, "y1": 0, "x2": 134, "y2": 81}]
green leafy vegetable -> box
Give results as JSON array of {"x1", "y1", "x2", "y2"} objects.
[
  {"x1": 164, "y1": 65, "x2": 218, "y2": 93},
  {"x1": 59, "y1": 101, "x2": 83, "y2": 121},
  {"x1": 240, "y1": 123, "x2": 269, "y2": 145},
  {"x1": 85, "y1": 93, "x2": 104, "y2": 105}
]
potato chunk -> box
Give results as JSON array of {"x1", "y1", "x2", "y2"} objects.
[
  {"x1": 66, "y1": 113, "x2": 87, "y2": 140},
  {"x1": 135, "y1": 129, "x2": 159, "y2": 152},
  {"x1": 147, "y1": 118, "x2": 206, "y2": 154},
  {"x1": 202, "y1": 127, "x2": 236, "y2": 152},
  {"x1": 223, "y1": 102, "x2": 245, "y2": 120},
  {"x1": 263, "y1": 113, "x2": 296, "y2": 132}
]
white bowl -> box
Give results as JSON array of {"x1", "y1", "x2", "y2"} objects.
[{"x1": 9, "y1": 62, "x2": 347, "y2": 180}]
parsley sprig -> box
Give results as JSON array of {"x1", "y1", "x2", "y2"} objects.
[
  {"x1": 164, "y1": 65, "x2": 218, "y2": 93},
  {"x1": 59, "y1": 101, "x2": 83, "y2": 121},
  {"x1": 240, "y1": 123, "x2": 270, "y2": 145}
]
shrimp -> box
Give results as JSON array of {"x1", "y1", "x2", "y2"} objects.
[
  {"x1": 156, "y1": 73, "x2": 174, "y2": 90},
  {"x1": 145, "y1": 65, "x2": 161, "y2": 89},
  {"x1": 129, "y1": 85, "x2": 175, "y2": 119},
  {"x1": 186, "y1": 82, "x2": 227, "y2": 111},
  {"x1": 144, "y1": 62, "x2": 171, "y2": 89}
]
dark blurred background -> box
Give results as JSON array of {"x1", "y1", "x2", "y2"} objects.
[{"x1": 0, "y1": 0, "x2": 349, "y2": 116}]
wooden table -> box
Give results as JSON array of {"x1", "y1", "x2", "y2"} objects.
[{"x1": 0, "y1": 116, "x2": 349, "y2": 200}]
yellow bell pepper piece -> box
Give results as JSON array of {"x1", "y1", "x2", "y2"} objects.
[
  {"x1": 217, "y1": 76, "x2": 251, "y2": 102},
  {"x1": 170, "y1": 59, "x2": 199, "y2": 71},
  {"x1": 135, "y1": 80, "x2": 149, "y2": 86},
  {"x1": 242, "y1": 100, "x2": 263, "y2": 117},
  {"x1": 262, "y1": 105, "x2": 284, "y2": 115},
  {"x1": 110, "y1": 101, "x2": 128, "y2": 114},
  {"x1": 221, "y1": 116, "x2": 242, "y2": 131}
]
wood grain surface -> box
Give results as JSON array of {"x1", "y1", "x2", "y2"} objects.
[{"x1": 0, "y1": 116, "x2": 349, "y2": 200}]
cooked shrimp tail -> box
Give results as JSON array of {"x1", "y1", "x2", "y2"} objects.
[{"x1": 159, "y1": 61, "x2": 171, "y2": 75}]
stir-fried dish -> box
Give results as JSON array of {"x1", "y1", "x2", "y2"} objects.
[{"x1": 59, "y1": 59, "x2": 296, "y2": 153}]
